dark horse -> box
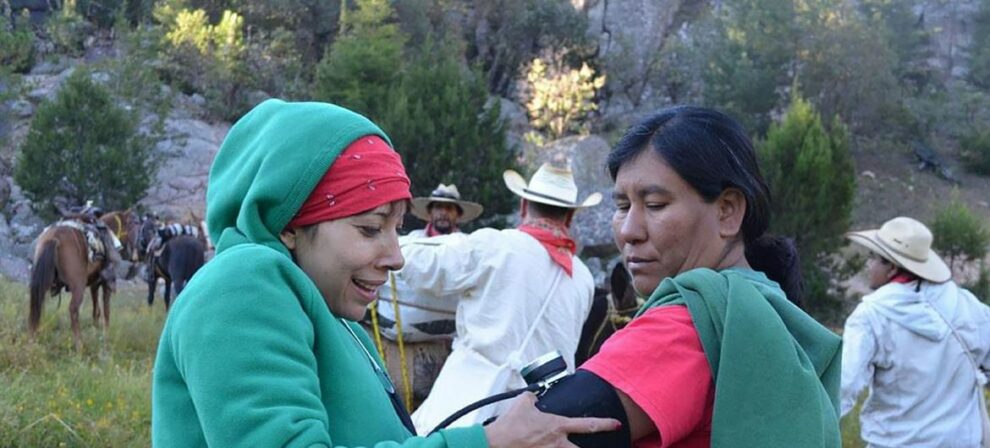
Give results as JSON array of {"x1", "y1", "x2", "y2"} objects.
[
  {"x1": 146, "y1": 235, "x2": 205, "y2": 311},
  {"x1": 575, "y1": 262, "x2": 641, "y2": 366},
  {"x1": 29, "y1": 219, "x2": 120, "y2": 351}
]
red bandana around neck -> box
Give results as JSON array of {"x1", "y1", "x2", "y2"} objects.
[
  {"x1": 890, "y1": 272, "x2": 920, "y2": 284},
  {"x1": 287, "y1": 135, "x2": 411, "y2": 229},
  {"x1": 518, "y1": 218, "x2": 577, "y2": 277},
  {"x1": 424, "y1": 223, "x2": 460, "y2": 237}
]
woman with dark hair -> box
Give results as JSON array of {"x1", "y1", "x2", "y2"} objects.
[{"x1": 536, "y1": 106, "x2": 842, "y2": 447}]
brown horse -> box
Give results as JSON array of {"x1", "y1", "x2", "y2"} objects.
[{"x1": 29, "y1": 222, "x2": 113, "y2": 352}]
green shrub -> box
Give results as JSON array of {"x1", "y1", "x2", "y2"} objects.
[
  {"x1": 930, "y1": 191, "x2": 990, "y2": 272},
  {"x1": 47, "y1": 4, "x2": 92, "y2": 57},
  {"x1": 759, "y1": 93, "x2": 856, "y2": 318},
  {"x1": 14, "y1": 69, "x2": 155, "y2": 219},
  {"x1": 0, "y1": 10, "x2": 35, "y2": 74},
  {"x1": 157, "y1": 6, "x2": 251, "y2": 120},
  {"x1": 967, "y1": 262, "x2": 990, "y2": 304},
  {"x1": 961, "y1": 128, "x2": 990, "y2": 175}
]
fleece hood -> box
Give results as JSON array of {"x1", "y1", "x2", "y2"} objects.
[
  {"x1": 205, "y1": 99, "x2": 389, "y2": 257},
  {"x1": 861, "y1": 281, "x2": 968, "y2": 341}
]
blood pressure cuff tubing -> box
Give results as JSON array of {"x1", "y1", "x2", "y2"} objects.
[{"x1": 535, "y1": 369, "x2": 632, "y2": 448}]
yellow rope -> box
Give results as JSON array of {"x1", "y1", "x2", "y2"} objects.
[
  {"x1": 370, "y1": 300, "x2": 387, "y2": 363},
  {"x1": 113, "y1": 214, "x2": 124, "y2": 240},
  {"x1": 390, "y1": 272, "x2": 413, "y2": 411}
]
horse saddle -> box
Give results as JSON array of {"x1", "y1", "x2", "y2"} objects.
[{"x1": 54, "y1": 220, "x2": 108, "y2": 263}]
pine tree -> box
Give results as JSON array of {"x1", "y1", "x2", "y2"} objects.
[
  {"x1": 15, "y1": 70, "x2": 154, "y2": 219},
  {"x1": 312, "y1": 0, "x2": 405, "y2": 121},
  {"x1": 702, "y1": 0, "x2": 798, "y2": 133},
  {"x1": 759, "y1": 93, "x2": 855, "y2": 315},
  {"x1": 381, "y1": 37, "x2": 517, "y2": 225}
]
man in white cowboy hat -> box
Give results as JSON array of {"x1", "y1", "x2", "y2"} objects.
[
  {"x1": 841, "y1": 216, "x2": 990, "y2": 447},
  {"x1": 372, "y1": 184, "x2": 483, "y2": 343},
  {"x1": 407, "y1": 183, "x2": 484, "y2": 238},
  {"x1": 403, "y1": 162, "x2": 601, "y2": 433}
]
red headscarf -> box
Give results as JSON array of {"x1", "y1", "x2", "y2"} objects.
[{"x1": 287, "y1": 135, "x2": 411, "y2": 229}]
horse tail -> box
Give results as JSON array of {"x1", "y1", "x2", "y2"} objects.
[{"x1": 29, "y1": 239, "x2": 58, "y2": 333}]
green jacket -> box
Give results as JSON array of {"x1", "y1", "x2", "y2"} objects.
[
  {"x1": 152, "y1": 99, "x2": 487, "y2": 448},
  {"x1": 642, "y1": 268, "x2": 842, "y2": 447}
]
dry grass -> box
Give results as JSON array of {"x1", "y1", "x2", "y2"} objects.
[{"x1": 0, "y1": 277, "x2": 165, "y2": 447}]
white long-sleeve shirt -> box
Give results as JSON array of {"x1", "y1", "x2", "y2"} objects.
[
  {"x1": 842, "y1": 281, "x2": 990, "y2": 448},
  {"x1": 397, "y1": 228, "x2": 594, "y2": 371}
]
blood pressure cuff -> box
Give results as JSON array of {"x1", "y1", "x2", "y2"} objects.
[{"x1": 535, "y1": 369, "x2": 632, "y2": 448}]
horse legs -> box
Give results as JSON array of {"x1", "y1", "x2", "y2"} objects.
[
  {"x1": 68, "y1": 285, "x2": 85, "y2": 352},
  {"x1": 174, "y1": 278, "x2": 187, "y2": 301},
  {"x1": 147, "y1": 275, "x2": 156, "y2": 307},
  {"x1": 101, "y1": 284, "x2": 111, "y2": 331},
  {"x1": 163, "y1": 279, "x2": 172, "y2": 312},
  {"x1": 90, "y1": 283, "x2": 101, "y2": 326}
]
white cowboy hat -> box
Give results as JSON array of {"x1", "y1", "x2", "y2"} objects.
[
  {"x1": 503, "y1": 163, "x2": 602, "y2": 209},
  {"x1": 846, "y1": 216, "x2": 952, "y2": 283},
  {"x1": 410, "y1": 184, "x2": 484, "y2": 224}
]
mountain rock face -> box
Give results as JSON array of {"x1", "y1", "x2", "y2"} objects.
[
  {"x1": 141, "y1": 117, "x2": 229, "y2": 223},
  {"x1": 920, "y1": 0, "x2": 981, "y2": 79},
  {"x1": 1, "y1": 0, "x2": 985, "y2": 285},
  {"x1": 575, "y1": 0, "x2": 698, "y2": 117}
]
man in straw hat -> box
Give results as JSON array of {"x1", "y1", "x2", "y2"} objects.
[
  {"x1": 841, "y1": 216, "x2": 990, "y2": 447},
  {"x1": 373, "y1": 184, "x2": 483, "y2": 342},
  {"x1": 403, "y1": 162, "x2": 602, "y2": 433},
  {"x1": 407, "y1": 183, "x2": 483, "y2": 238}
]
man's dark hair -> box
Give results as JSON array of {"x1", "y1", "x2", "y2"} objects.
[{"x1": 526, "y1": 200, "x2": 572, "y2": 221}]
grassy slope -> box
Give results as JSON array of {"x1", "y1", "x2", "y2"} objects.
[{"x1": 0, "y1": 278, "x2": 165, "y2": 447}]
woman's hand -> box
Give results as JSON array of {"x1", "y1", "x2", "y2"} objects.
[{"x1": 482, "y1": 393, "x2": 621, "y2": 448}]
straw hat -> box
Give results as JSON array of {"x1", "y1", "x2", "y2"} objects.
[
  {"x1": 503, "y1": 163, "x2": 602, "y2": 209},
  {"x1": 410, "y1": 184, "x2": 484, "y2": 224},
  {"x1": 846, "y1": 216, "x2": 951, "y2": 283}
]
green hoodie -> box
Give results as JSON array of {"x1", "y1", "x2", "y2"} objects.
[
  {"x1": 152, "y1": 99, "x2": 487, "y2": 448},
  {"x1": 642, "y1": 267, "x2": 841, "y2": 447}
]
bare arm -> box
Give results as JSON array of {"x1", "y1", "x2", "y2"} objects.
[{"x1": 616, "y1": 389, "x2": 659, "y2": 443}]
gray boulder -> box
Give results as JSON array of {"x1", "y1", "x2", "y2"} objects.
[
  {"x1": 141, "y1": 117, "x2": 228, "y2": 220},
  {"x1": 8, "y1": 100, "x2": 34, "y2": 118}
]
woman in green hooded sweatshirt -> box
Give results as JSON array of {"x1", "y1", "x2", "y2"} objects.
[
  {"x1": 151, "y1": 99, "x2": 619, "y2": 447},
  {"x1": 535, "y1": 106, "x2": 843, "y2": 447}
]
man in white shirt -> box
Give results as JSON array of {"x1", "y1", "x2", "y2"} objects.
[
  {"x1": 406, "y1": 162, "x2": 601, "y2": 432},
  {"x1": 842, "y1": 216, "x2": 990, "y2": 447},
  {"x1": 372, "y1": 184, "x2": 485, "y2": 342}
]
